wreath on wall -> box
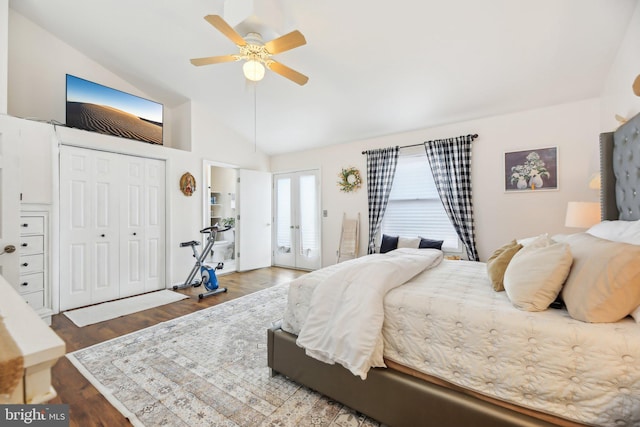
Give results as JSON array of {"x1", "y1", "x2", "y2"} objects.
[{"x1": 337, "y1": 167, "x2": 362, "y2": 192}]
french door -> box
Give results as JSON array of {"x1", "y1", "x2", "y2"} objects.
[{"x1": 273, "y1": 170, "x2": 321, "y2": 270}]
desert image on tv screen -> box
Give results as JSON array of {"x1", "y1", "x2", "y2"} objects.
[{"x1": 66, "y1": 74, "x2": 163, "y2": 145}]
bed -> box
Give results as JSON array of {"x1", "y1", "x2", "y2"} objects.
[{"x1": 267, "y1": 114, "x2": 640, "y2": 427}]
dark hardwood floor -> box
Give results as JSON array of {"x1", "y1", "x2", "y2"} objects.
[{"x1": 49, "y1": 267, "x2": 306, "y2": 427}]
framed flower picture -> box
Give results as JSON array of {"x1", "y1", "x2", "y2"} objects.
[{"x1": 504, "y1": 147, "x2": 558, "y2": 192}]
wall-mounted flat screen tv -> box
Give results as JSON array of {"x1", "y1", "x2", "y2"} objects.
[{"x1": 65, "y1": 74, "x2": 163, "y2": 145}]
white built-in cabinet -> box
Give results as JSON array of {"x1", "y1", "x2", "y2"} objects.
[
  {"x1": 18, "y1": 212, "x2": 51, "y2": 317},
  {"x1": 0, "y1": 115, "x2": 56, "y2": 323},
  {"x1": 59, "y1": 146, "x2": 166, "y2": 310}
]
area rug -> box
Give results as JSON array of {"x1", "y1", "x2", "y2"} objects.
[
  {"x1": 63, "y1": 290, "x2": 189, "y2": 327},
  {"x1": 66, "y1": 283, "x2": 380, "y2": 426}
]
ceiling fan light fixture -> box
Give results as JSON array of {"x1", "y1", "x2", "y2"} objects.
[{"x1": 243, "y1": 60, "x2": 265, "y2": 82}]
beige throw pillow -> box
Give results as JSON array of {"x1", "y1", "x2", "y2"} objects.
[
  {"x1": 555, "y1": 233, "x2": 640, "y2": 323},
  {"x1": 486, "y1": 240, "x2": 523, "y2": 291},
  {"x1": 503, "y1": 235, "x2": 573, "y2": 311}
]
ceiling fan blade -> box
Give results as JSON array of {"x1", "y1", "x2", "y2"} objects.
[
  {"x1": 267, "y1": 61, "x2": 309, "y2": 86},
  {"x1": 204, "y1": 15, "x2": 247, "y2": 46},
  {"x1": 264, "y1": 30, "x2": 306, "y2": 55},
  {"x1": 190, "y1": 55, "x2": 239, "y2": 66}
]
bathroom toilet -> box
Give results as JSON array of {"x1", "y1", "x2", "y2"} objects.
[{"x1": 212, "y1": 240, "x2": 232, "y2": 263}]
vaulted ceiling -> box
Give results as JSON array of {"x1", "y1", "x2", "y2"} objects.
[{"x1": 9, "y1": 0, "x2": 638, "y2": 154}]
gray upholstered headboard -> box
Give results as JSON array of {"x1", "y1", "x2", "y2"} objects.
[{"x1": 600, "y1": 112, "x2": 640, "y2": 221}]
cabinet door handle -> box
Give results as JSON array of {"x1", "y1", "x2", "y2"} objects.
[
  {"x1": 21, "y1": 243, "x2": 28, "y2": 247},
  {"x1": 22, "y1": 223, "x2": 29, "y2": 228},
  {"x1": 133, "y1": 232, "x2": 137, "y2": 236},
  {"x1": 101, "y1": 234, "x2": 106, "y2": 237},
  {"x1": 22, "y1": 262, "x2": 28, "y2": 267},
  {"x1": 21, "y1": 282, "x2": 28, "y2": 287}
]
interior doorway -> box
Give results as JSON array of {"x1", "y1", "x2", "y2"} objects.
[{"x1": 203, "y1": 160, "x2": 237, "y2": 275}]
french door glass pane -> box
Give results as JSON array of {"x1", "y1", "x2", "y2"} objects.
[
  {"x1": 276, "y1": 178, "x2": 291, "y2": 252},
  {"x1": 299, "y1": 174, "x2": 319, "y2": 258}
]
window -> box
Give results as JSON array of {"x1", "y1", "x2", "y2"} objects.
[{"x1": 381, "y1": 154, "x2": 461, "y2": 252}]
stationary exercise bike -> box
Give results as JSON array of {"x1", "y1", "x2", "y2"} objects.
[{"x1": 174, "y1": 225, "x2": 231, "y2": 299}]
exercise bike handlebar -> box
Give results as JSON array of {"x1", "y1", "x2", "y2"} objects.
[{"x1": 199, "y1": 225, "x2": 232, "y2": 234}]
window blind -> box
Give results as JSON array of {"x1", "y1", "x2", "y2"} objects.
[{"x1": 381, "y1": 154, "x2": 461, "y2": 251}]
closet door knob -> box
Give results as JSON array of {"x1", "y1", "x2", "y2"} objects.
[
  {"x1": 21, "y1": 243, "x2": 28, "y2": 247},
  {"x1": 101, "y1": 234, "x2": 105, "y2": 237},
  {"x1": 1, "y1": 245, "x2": 16, "y2": 255},
  {"x1": 22, "y1": 262, "x2": 28, "y2": 267},
  {"x1": 21, "y1": 282, "x2": 28, "y2": 287},
  {"x1": 22, "y1": 223, "x2": 29, "y2": 228},
  {"x1": 133, "y1": 232, "x2": 137, "y2": 236}
]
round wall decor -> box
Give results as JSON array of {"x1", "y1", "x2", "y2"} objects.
[
  {"x1": 338, "y1": 167, "x2": 362, "y2": 192},
  {"x1": 180, "y1": 172, "x2": 196, "y2": 196}
]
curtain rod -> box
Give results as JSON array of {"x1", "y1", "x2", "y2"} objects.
[{"x1": 361, "y1": 133, "x2": 478, "y2": 155}]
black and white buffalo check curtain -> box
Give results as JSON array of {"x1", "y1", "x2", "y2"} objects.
[
  {"x1": 365, "y1": 146, "x2": 399, "y2": 254},
  {"x1": 424, "y1": 135, "x2": 479, "y2": 261}
]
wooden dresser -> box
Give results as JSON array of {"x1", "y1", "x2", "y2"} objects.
[{"x1": 0, "y1": 273, "x2": 65, "y2": 403}]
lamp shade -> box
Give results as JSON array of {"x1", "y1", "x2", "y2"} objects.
[
  {"x1": 243, "y1": 60, "x2": 265, "y2": 82},
  {"x1": 565, "y1": 201, "x2": 600, "y2": 228}
]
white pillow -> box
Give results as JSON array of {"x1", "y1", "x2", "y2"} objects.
[
  {"x1": 504, "y1": 235, "x2": 573, "y2": 312},
  {"x1": 397, "y1": 236, "x2": 420, "y2": 249},
  {"x1": 587, "y1": 220, "x2": 640, "y2": 245}
]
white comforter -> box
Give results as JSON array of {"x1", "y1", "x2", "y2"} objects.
[
  {"x1": 283, "y1": 259, "x2": 640, "y2": 427},
  {"x1": 295, "y1": 248, "x2": 443, "y2": 379}
]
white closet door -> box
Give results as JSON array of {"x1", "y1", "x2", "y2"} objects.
[
  {"x1": 143, "y1": 158, "x2": 165, "y2": 292},
  {"x1": 60, "y1": 147, "x2": 120, "y2": 310},
  {"x1": 120, "y1": 156, "x2": 146, "y2": 297}
]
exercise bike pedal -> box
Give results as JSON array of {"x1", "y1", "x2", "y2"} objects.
[{"x1": 216, "y1": 262, "x2": 224, "y2": 270}]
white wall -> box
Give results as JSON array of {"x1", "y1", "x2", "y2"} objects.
[
  {"x1": 7, "y1": 10, "x2": 190, "y2": 145},
  {"x1": 601, "y1": 0, "x2": 640, "y2": 130},
  {"x1": 271, "y1": 98, "x2": 601, "y2": 264},
  {"x1": 0, "y1": 0, "x2": 7, "y2": 114},
  {"x1": 6, "y1": 10, "x2": 270, "y2": 287}
]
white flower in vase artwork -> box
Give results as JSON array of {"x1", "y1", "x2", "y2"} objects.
[{"x1": 509, "y1": 152, "x2": 551, "y2": 190}]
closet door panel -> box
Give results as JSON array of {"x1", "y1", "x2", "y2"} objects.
[
  {"x1": 69, "y1": 243, "x2": 88, "y2": 294},
  {"x1": 120, "y1": 157, "x2": 146, "y2": 297},
  {"x1": 61, "y1": 148, "x2": 166, "y2": 309},
  {"x1": 60, "y1": 149, "x2": 93, "y2": 309},
  {"x1": 60, "y1": 147, "x2": 119, "y2": 309},
  {"x1": 144, "y1": 158, "x2": 165, "y2": 291},
  {"x1": 91, "y1": 152, "x2": 120, "y2": 303}
]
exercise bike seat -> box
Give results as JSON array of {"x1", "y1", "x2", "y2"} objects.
[{"x1": 179, "y1": 240, "x2": 200, "y2": 247}]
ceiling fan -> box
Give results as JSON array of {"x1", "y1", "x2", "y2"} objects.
[{"x1": 190, "y1": 15, "x2": 309, "y2": 86}]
